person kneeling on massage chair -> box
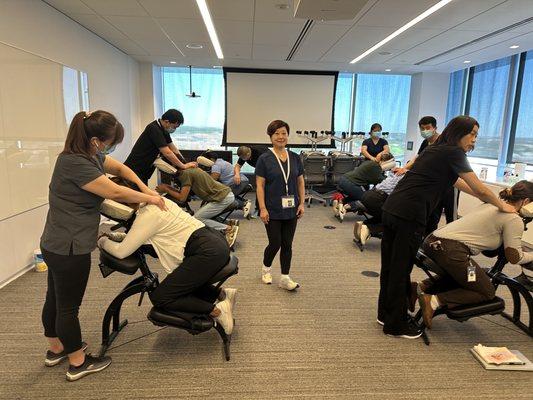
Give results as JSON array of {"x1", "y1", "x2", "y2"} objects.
[
  {"x1": 334, "y1": 153, "x2": 396, "y2": 221},
  {"x1": 98, "y1": 177, "x2": 237, "y2": 335},
  {"x1": 414, "y1": 180, "x2": 533, "y2": 329}
]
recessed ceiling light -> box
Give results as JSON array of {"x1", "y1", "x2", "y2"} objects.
[
  {"x1": 510, "y1": 45, "x2": 519, "y2": 49},
  {"x1": 385, "y1": 69, "x2": 391, "y2": 72},
  {"x1": 170, "y1": 61, "x2": 176, "y2": 64},
  {"x1": 350, "y1": 0, "x2": 454, "y2": 64},
  {"x1": 275, "y1": 4, "x2": 289, "y2": 10},
  {"x1": 463, "y1": 60, "x2": 471, "y2": 63},
  {"x1": 196, "y1": 0, "x2": 223, "y2": 59},
  {"x1": 186, "y1": 44, "x2": 203, "y2": 49},
  {"x1": 213, "y1": 65, "x2": 222, "y2": 68}
]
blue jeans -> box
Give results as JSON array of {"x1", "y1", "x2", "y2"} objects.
[
  {"x1": 338, "y1": 176, "x2": 365, "y2": 209},
  {"x1": 194, "y1": 192, "x2": 235, "y2": 230}
]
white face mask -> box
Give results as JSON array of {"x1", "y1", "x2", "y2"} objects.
[{"x1": 420, "y1": 129, "x2": 434, "y2": 139}]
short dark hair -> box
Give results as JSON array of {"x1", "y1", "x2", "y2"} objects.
[
  {"x1": 63, "y1": 110, "x2": 124, "y2": 158},
  {"x1": 436, "y1": 115, "x2": 479, "y2": 146},
  {"x1": 267, "y1": 120, "x2": 290, "y2": 136},
  {"x1": 203, "y1": 150, "x2": 219, "y2": 161},
  {"x1": 161, "y1": 109, "x2": 184, "y2": 125},
  {"x1": 500, "y1": 180, "x2": 533, "y2": 203},
  {"x1": 418, "y1": 116, "x2": 437, "y2": 128},
  {"x1": 381, "y1": 152, "x2": 394, "y2": 162},
  {"x1": 237, "y1": 146, "x2": 251, "y2": 159},
  {"x1": 370, "y1": 123, "x2": 382, "y2": 132}
]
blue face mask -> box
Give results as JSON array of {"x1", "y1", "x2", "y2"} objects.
[
  {"x1": 166, "y1": 127, "x2": 176, "y2": 134},
  {"x1": 420, "y1": 129, "x2": 434, "y2": 139},
  {"x1": 94, "y1": 141, "x2": 116, "y2": 155},
  {"x1": 371, "y1": 131, "x2": 381, "y2": 138}
]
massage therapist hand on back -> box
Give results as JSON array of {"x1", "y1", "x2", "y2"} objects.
[{"x1": 39, "y1": 110, "x2": 166, "y2": 382}]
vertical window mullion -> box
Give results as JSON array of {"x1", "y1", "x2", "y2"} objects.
[
  {"x1": 348, "y1": 74, "x2": 357, "y2": 153},
  {"x1": 506, "y1": 52, "x2": 527, "y2": 163},
  {"x1": 463, "y1": 66, "x2": 475, "y2": 115}
]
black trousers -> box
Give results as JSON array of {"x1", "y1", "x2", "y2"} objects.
[
  {"x1": 263, "y1": 218, "x2": 298, "y2": 275},
  {"x1": 426, "y1": 187, "x2": 456, "y2": 235},
  {"x1": 360, "y1": 189, "x2": 388, "y2": 225},
  {"x1": 378, "y1": 212, "x2": 425, "y2": 332},
  {"x1": 41, "y1": 247, "x2": 91, "y2": 354},
  {"x1": 150, "y1": 227, "x2": 230, "y2": 314}
]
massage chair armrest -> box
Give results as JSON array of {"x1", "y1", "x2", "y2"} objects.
[{"x1": 99, "y1": 248, "x2": 143, "y2": 277}]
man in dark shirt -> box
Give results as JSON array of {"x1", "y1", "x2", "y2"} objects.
[
  {"x1": 125, "y1": 109, "x2": 196, "y2": 184},
  {"x1": 233, "y1": 145, "x2": 268, "y2": 215}
]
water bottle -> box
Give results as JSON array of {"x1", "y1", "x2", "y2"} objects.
[{"x1": 479, "y1": 167, "x2": 488, "y2": 181}]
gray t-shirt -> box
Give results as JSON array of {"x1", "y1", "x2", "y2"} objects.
[{"x1": 40, "y1": 152, "x2": 105, "y2": 255}]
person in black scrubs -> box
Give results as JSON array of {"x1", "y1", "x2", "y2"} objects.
[
  {"x1": 395, "y1": 116, "x2": 456, "y2": 234},
  {"x1": 125, "y1": 109, "x2": 197, "y2": 184},
  {"x1": 40, "y1": 111, "x2": 166, "y2": 381},
  {"x1": 361, "y1": 123, "x2": 390, "y2": 162},
  {"x1": 378, "y1": 116, "x2": 516, "y2": 339},
  {"x1": 234, "y1": 144, "x2": 268, "y2": 215},
  {"x1": 255, "y1": 120, "x2": 305, "y2": 291}
]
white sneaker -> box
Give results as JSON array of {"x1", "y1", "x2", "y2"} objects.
[
  {"x1": 243, "y1": 200, "x2": 252, "y2": 219},
  {"x1": 225, "y1": 225, "x2": 238, "y2": 247},
  {"x1": 214, "y1": 299, "x2": 234, "y2": 335},
  {"x1": 224, "y1": 288, "x2": 237, "y2": 312},
  {"x1": 338, "y1": 204, "x2": 346, "y2": 222},
  {"x1": 261, "y1": 267, "x2": 272, "y2": 284},
  {"x1": 332, "y1": 199, "x2": 339, "y2": 217},
  {"x1": 279, "y1": 275, "x2": 300, "y2": 291},
  {"x1": 360, "y1": 224, "x2": 371, "y2": 245},
  {"x1": 354, "y1": 221, "x2": 363, "y2": 242}
]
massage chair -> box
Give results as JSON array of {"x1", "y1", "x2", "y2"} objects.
[
  {"x1": 97, "y1": 199, "x2": 239, "y2": 360},
  {"x1": 413, "y1": 202, "x2": 533, "y2": 344}
]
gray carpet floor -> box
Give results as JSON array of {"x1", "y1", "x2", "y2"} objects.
[{"x1": 1, "y1": 201, "x2": 532, "y2": 399}]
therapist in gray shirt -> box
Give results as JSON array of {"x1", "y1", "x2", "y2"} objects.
[{"x1": 40, "y1": 110, "x2": 166, "y2": 382}]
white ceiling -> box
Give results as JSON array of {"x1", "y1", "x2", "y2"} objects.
[{"x1": 43, "y1": 0, "x2": 533, "y2": 74}]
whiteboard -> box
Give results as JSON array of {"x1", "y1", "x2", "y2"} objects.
[
  {"x1": 223, "y1": 69, "x2": 337, "y2": 145},
  {"x1": 0, "y1": 41, "x2": 88, "y2": 220}
]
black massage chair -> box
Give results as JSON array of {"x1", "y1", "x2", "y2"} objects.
[
  {"x1": 413, "y1": 211, "x2": 533, "y2": 345},
  {"x1": 98, "y1": 199, "x2": 239, "y2": 360}
]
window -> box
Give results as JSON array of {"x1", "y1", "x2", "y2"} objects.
[
  {"x1": 162, "y1": 67, "x2": 224, "y2": 150},
  {"x1": 511, "y1": 51, "x2": 533, "y2": 163},
  {"x1": 466, "y1": 57, "x2": 511, "y2": 159},
  {"x1": 445, "y1": 69, "x2": 465, "y2": 123},
  {"x1": 353, "y1": 74, "x2": 411, "y2": 160}
]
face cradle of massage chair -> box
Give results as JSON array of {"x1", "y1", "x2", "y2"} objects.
[
  {"x1": 97, "y1": 199, "x2": 239, "y2": 360},
  {"x1": 153, "y1": 156, "x2": 249, "y2": 225},
  {"x1": 414, "y1": 203, "x2": 533, "y2": 345}
]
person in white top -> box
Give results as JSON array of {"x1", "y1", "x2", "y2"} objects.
[
  {"x1": 416, "y1": 180, "x2": 533, "y2": 328},
  {"x1": 98, "y1": 177, "x2": 237, "y2": 334}
]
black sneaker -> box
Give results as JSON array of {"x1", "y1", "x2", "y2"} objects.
[
  {"x1": 45, "y1": 342, "x2": 88, "y2": 367},
  {"x1": 66, "y1": 354, "x2": 112, "y2": 382},
  {"x1": 384, "y1": 322, "x2": 423, "y2": 339}
]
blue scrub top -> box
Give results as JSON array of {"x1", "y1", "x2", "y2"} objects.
[{"x1": 255, "y1": 150, "x2": 304, "y2": 220}]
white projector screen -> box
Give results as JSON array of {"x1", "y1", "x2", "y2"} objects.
[{"x1": 223, "y1": 69, "x2": 337, "y2": 146}]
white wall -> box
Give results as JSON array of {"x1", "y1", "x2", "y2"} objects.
[
  {"x1": 404, "y1": 72, "x2": 450, "y2": 162},
  {"x1": 0, "y1": 0, "x2": 140, "y2": 287}
]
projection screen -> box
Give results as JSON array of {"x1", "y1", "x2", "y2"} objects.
[{"x1": 223, "y1": 68, "x2": 337, "y2": 146}]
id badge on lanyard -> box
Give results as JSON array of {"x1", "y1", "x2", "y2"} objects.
[{"x1": 270, "y1": 149, "x2": 295, "y2": 209}]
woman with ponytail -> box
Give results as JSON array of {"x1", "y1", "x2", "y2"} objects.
[
  {"x1": 40, "y1": 111, "x2": 167, "y2": 381},
  {"x1": 415, "y1": 180, "x2": 533, "y2": 328}
]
